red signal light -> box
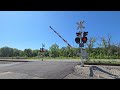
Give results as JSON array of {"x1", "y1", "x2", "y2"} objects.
[{"x1": 82, "y1": 37, "x2": 87, "y2": 43}]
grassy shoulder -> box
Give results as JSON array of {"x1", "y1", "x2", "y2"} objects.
[
  {"x1": 84, "y1": 59, "x2": 120, "y2": 66},
  {"x1": 2, "y1": 56, "x2": 120, "y2": 65},
  {"x1": 1, "y1": 56, "x2": 120, "y2": 65},
  {"x1": 27, "y1": 57, "x2": 120, "y2": 65},
  {"x1": 27, "y1": 56, "x2": 80, "y2": 60}
]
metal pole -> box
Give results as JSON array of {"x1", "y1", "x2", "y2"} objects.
[
  {"x1": 42, "y1": 44, "x2": 44, "y2": 61},
  {"x1": 76, "y1": 21, "x2": 85, "y2": 67},
  {"x1": 42, "y1": 53, "x2": 43, "y2": 61},
  {"x1": 80, "y1": 30, "x2": 84, "y2": 67},
  {"x1": 41, "y1": 44, "x2": 45, "y2": 61}
]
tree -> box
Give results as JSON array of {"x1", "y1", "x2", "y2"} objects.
[
  {"x1": 86, "y1": 37, "x2": 97, "y2": 54},
  {"x1": 117, "y1": 43, "x2": 120, "y2": 58},
  {"x1": 32, "y1": 50, "x2": 39, "y2": 57},
  {"x1": 0, "y1": 47, "x2": 13, "y2": 57},
  {"x1": 24, "y1": 49, "x2": 33, "y2": 57},
  {"x1": 65, "y1": 46, "x2": 74, "y2": 57},
  {"x1": 19, "y1": 50, "x2": 25, "y2": 57},
  {"x1": 59, "y1": 47, "x2": 65, "y2": 57},
  {"x1": 106, "y1": 34, "x2": 112, "y2": 57},
  {"x1": 49, "y1": 44, "x2": 59, "y2": 58},
  {"x1": 13, "y1": 48, "x2": 20, "y2": 57},
  {"x1": 44, "y1": 49, "x2": 49, "y2": 57},
  {"x1": 98, "y1": 34, "x2": 112, "y2": 57}
]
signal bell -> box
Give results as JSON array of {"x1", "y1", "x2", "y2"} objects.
[
  {"x1": 76, "y1": 32, "x2": 82, "y2": 36},
  {"x1": 83, "y1": 32, "x2": 88, "y2": 37}
]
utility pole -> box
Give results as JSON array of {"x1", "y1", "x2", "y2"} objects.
[{"x1": 75, "y1": 21, "x2": 88, "y2": 67}]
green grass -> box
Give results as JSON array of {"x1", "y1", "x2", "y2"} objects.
[
  {"x1": 26, "y1": 57, "x2": 120, "y2": 65},
  {"x1": 27, "y1": 56, "x2": 80, "y2": 60},
  {"x1": 84, "y1": 59, "x2": 120, "y2": 66},
  {"x1": 19, "y1": 56, "x2": 120, "y2": 65},
  {"x1": 1, "y1": 56, "x2": 120, "y2": 65}
]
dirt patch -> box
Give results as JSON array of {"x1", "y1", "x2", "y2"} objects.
[{"x1": 65, "y1": 65, "x2": 120, "y2": 79}]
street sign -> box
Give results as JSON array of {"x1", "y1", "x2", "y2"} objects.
[
  {"x1": 79, "y1": 43, "x2": 84, "y2": 47},
  {"x1": 42, "y1": 44, "x2": 45, "y2": 47}
]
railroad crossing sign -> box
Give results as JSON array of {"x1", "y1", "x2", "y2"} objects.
[
  {"x1": 76, "y1": 21, "x2": 85, "y2": 30},
  {"x1": 79, "y1": 43, "x2": 84, "y2": 47},
  {"x1": 42, "y1": 44, "x2": 45, "y2": 48}
]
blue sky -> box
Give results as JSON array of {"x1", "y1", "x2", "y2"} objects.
[{"x1": 0, "y1": 11, "x2": 120, "y2": 50}]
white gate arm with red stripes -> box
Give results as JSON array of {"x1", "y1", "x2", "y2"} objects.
[{"x1": 49, "y1": 26, "x2": 72, "y2": 48}]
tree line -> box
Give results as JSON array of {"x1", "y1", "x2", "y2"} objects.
[
  {"x1": 0, "y1": 35, "x2": 120, "y2": 59},
  {"x1": 0, "y1": 47, "x2": 39, "y2": 58}
]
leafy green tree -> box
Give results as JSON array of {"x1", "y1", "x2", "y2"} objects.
[
  {"x1": 49, "y1": 44, "x2": 59, "y2": 58},
  {"x1": 0, "y1": 47, "x2": 13, "y2": 57},
  {"x1": 24, "y1": 49, "x2": 33, "y2": 57},
  {"x1": 19, "y1": 50, "x2": 25, "y2": 57},
  {"x1": 98, "y1": 34, "x2": 112, "y2": 57},
  {"x1": 86, "y1": 37, "x2": 97, "y2": 55},
  {"x1": 13, "y1": 48, "x2": 20, "y2": 56},
  {"x1": 32, "y1": 50, "x2": 39, "y2": 57},
  {"x1": 117, "y1": 43, "x2": 120, "y2": 58},
  {"x1": 44, "y1": 49, "x2": 49, "y2": 57}
]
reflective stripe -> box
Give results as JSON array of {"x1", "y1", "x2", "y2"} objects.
[{"x1": 50, "y1": 26, "x2": 72, "y2": 47}]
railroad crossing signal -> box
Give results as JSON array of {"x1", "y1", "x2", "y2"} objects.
[
  {"x1": 40, "y1": 44, "x2": 45, "y2": 52},
  {"x1": 40, "y1": 44, "x2": 45, "y2": 61},
  {"x1": 75, "y1": 31, "x2": 88, "y2": 44},
  {"x1": 40, "y1": 48, "x2": 44, "y2": 52},
  {"x1": 75, "y1": 20, "x2": 89, "y2": 67}
]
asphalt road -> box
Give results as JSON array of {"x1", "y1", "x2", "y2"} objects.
[{"x1": 0, "y1": 60, "x2": 79, "y2": 79}]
